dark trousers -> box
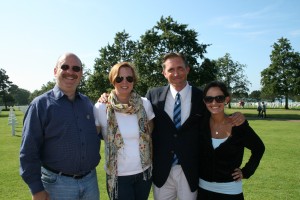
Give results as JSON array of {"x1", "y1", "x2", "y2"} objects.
[
  {"x1": 258, "y1": 110, "x2": 262, "y2": 117},
  {"x1": 261, "y1": 110, "x2": 266, "y2": 118},
  {"x1": 197, "y1": 187, "x2": 244, "y2": 200},
  {"x1": 106, "y1": 169, "x2": 152, "y2": 200}
]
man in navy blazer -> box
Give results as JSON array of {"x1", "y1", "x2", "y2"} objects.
[{"x1": 146, "y1": 52, "x2": 205, "y2": 200}]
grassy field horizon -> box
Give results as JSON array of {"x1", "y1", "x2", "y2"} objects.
[{"x1": 0, "y1": 108, "x2": 299, "y2": 199}]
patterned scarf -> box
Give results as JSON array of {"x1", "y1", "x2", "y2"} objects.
[{"x1": 105, "y1": 90, "x2": 152, "y2": 199}]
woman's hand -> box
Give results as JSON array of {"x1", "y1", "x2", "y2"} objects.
[{"x1": 232, "y1": 168, "x2": 243, "y2": 181}]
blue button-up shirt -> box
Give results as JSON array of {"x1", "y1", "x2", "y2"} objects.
[{"x1": 20, "y1": 86, "x2": 100, "y2": 194}]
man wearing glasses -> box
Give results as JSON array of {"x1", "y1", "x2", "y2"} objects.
[{"x1": 20, "y1": 53, "x2": 101, "y2": 200}]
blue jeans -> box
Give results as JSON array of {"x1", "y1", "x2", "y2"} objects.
[
  {"x1": 107, "y1": 169, "x2": 152, "y2": 200},
  {"x1": 41, "y1": 167, "x2": 99, "y2": 200}
]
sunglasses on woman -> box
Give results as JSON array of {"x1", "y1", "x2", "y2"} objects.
[
  {"x1": 61, "y1": 64, "x2": 82, "y2": 72},
  {"x1": 203, "y1": 95, "x2": 226, "y2": 104},
  {"x1": 115, "y1": 76, "x2": 134, "y2": 83}
]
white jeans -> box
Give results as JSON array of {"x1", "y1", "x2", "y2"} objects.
[{"x1": 153, "y1": 165, "x2": 197, "y2": 200}]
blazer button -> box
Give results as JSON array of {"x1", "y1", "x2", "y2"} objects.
[{"x1": 174, "y1": 134, "x2": 178, "y2": 138}]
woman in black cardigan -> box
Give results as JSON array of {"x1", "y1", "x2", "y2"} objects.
[{"x1": 198, "y1": 81, "x2": 265, "y2": 200}]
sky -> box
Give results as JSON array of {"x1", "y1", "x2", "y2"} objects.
[{"x1": 1, "y1": 0, "x2": 299, "y2": 93}]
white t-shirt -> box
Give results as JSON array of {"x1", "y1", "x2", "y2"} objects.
[{"x1": 93, "y1": 97, "x2": 155, "y2": 176}]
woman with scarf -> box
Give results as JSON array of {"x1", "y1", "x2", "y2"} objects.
[{"x1": 93, "y1": 62, "x2": 154, "y2": 200}]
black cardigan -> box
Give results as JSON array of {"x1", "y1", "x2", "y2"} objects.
[{"x1": 199, "y1": 119, "x2": 265, "y2": 182}]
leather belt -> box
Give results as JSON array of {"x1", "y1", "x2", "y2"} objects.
[{"x1": 42, "y1": 165, "x2": 91, "y2": 179}]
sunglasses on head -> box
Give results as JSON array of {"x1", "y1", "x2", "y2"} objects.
[
  {"x1": 115, "y1": 76, "x2": 134, "y2": 83},
  {"x1": 61, "y1": 64, "x2": 82, "y2": 72},
  {"x1": 203, "y1": 95, "x2": 226, "y2": 104}
]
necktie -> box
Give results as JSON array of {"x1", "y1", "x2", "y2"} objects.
[
  {"x1": 173, "y1": 93, "x2": 181, "y2": 129},
  {"x1": 172, "y1": 93, "x2": 181, "y2": 165}
]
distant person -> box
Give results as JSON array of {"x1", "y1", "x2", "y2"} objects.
[
  {"x1": 93, "y1": 62, "x2": 154, "y2": 200},
  {"x1": 261, "y1": 102, "x2": 267, "y2": 118},
  {"x1": 239, "y1": 100, "x2": 245, "y2": 108},
  {"x1": 198, "y1": 81, "x2": 265, "y2": 200},
  {"x1": 20, "y1": 53, "x2": 101, "y2": 200},
  {"x1": 257, "y1": 102, "x2": 262, "y2": 118}
]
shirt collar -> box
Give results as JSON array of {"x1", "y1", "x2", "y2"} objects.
[
  {"x1": 169, "y1": 82, "x2": 190, "y2": 99},
  {"x1": 53, "y1": 85, "x2": 81, "y2": 100}
]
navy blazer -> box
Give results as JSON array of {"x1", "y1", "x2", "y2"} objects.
[{"x1": 146, "y1": 85, "x2": 206, "y2": 192}]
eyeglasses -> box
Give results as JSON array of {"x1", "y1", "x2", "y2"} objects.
[
  {"x1": 115, "y1": 76, "x2": 134, "y2": 83},
  {"x1": 203, "y1": 95, "x2": 226, "y2": 104},
  {"x1": 61, "y1": 64, "x2": 82, "y2": 72}
]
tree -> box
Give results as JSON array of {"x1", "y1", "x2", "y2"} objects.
[
  {"x1": 249, "y1": 90, "x2": 261, "y2": 101},
  {"x1": 28, "y1": 80, "x2": 55, "y2": 102},
  {"x1": 261, "y1": 37, "x2": 300, "y2": 109},
  {"x1": 135, "y1": 16, "x2": 209, "y2": 95},
  {"x1": 0, "y1": 68, "x2": 13, "y2": 109},
  {"x1": 85, "y1": 31, "x2": 138, "y2": 102},
  {"x1": 86, "y1": 16, "x2": 210, "y2": 100},
  {"x1": 8, "y1": 84, "x2": 31, "y2": 105},
  {"x1": 215, "y1": 53, "x2": 250, "y2": 108},
  {"x1": 232, "y1": 91, "x2": 248, "y2": 100},
  {"x1": 2, "y1": 93, "x2": 15, "y2": 107},
  {"x1": 77, "y1": 66, "x2": 93, "y2": 94},
  {"x1": 198, "y1": 58, "x2": 218, "y2": 88},
  {"x1": 294, "y1": 52, "x2": 300, "y2": 95}
]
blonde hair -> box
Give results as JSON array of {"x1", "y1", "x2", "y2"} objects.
[{"x1": 108, "y1": 62, "x2": 138, "y2": 85}]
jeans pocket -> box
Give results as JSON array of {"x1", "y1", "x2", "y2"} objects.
[{"x1": 41, "y1": 169, "x2": 58, "y2": 184}]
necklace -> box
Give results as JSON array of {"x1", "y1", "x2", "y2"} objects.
[
  {"x1": 210, "y1": 117, "x2": 228, "y2": 136},
  {"x1": 214, "y1": 122, "x2": 225, "y2": 135}
]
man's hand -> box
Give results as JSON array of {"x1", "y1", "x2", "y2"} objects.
[
  {"x1": 98, "y1": 93, "x2": 109, "y2": 103},
  {"x1": 32, "y1": 190, "x2": 50, "y2": 200},
  {"x1": 228, "y1": 112, "x2": 245, "y2": 126}
]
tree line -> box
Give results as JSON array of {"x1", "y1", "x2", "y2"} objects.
[{"x1": 1, "y1": 16, "x2": 299, "y2": 110}]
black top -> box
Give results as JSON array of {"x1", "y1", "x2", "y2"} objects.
[{"x1": 199, "y1": 119, "x2": 265, "y2": 182}]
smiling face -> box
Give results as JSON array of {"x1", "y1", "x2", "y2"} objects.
[
  {"x1": 204, "y1": 86, "x2": 230, "y2": 115},
  {"x1": 54, "y1": 53, "x2": 82, "y2": 94},
  {"x1": 113, "y1": 66, "x2": 134, "y2": 98},
  {"x1": 162, "y1": 56, "x2": 190, "y2": 92}
]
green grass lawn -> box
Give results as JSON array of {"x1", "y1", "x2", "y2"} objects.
[
  {"x1": 226, "y1": 107, "x2": 300, "y2": 120},
  {"x1": 0, "y1": 109, "x2": 299, "y2": 199}
]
